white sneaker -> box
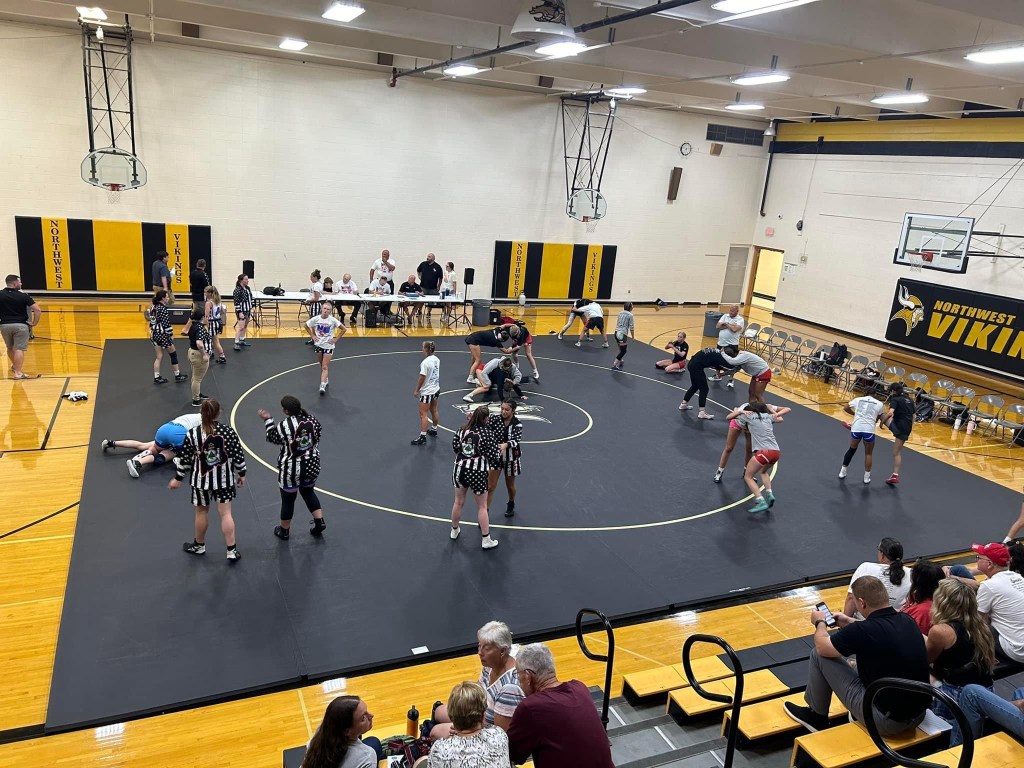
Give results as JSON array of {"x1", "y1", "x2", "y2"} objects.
[
  {"x1": 574, "y1": 342, "x2": 581, "y2": 348},
  {"x1": 319, "y1": 384, "x2": 326, "y2": 396},
  {"x1": 532, "y1": 370, "x2": 540, "y2": 380},
  {"x1": 698, "y1": 411, "x2": 715, "y2": 420},
  {"x1": 463, "y1": 394, "x2": 475, "y2": 403},
  {"x1": 838, "y1": 466, "x2": 848, "y2": 479},
  {"x1": 713, "y1": 468, "x2": 724, "y2": 483},
  {"x1": 726, "y1": 380, "x2": 735, "y2": 389},
  {"x1": 679, "y1": 403, "x2": 692, "y2": 410},
  {"x1": 450, "y1": 526, "x2": 461, "y2": 540},
  {"x1": 226, "y1": 548, "x2": 241, "y2": 562},
  {"x1": 481, "y1": 535, "x2": 499, "y2": 550},
  {"x1": 126, "y1": 458, "x2": 141, "y2": 478},
  {"x1": 602, "y1": 343, "x2": 609, "y2": 348},
  {"x1": 467, "y1": 376, "x2": 477, "y2": 384},
  {"x1": 864, "y1": 472, "x2": 871, "y2": 484}
]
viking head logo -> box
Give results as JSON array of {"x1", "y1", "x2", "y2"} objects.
[
  {"x1": 531, "y1": 1, "x2": 566, "y2": 25},
  {"x1": 453, "y1": 401, "x2": 550, "y2": 423},
  {"x1": 890, "y1": 285, "x2": 925, "y2": 336}
]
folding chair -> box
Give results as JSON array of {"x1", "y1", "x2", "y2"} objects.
[
  {"x1": 741, "y1": 323, "x2": 761, "y2": 350},
  {"x1": 764, "y1": 330, "x2": 789, "y2": 364},
  {"x1": 842, "y1": 355, "x2": 871, "y2": 391},
  {"x1": 994, "y1": 403, "x2": 1024, "y2": 443},
  {"x1": 968, "y1": 395, "x2": 1005, "y2": 434},
  {"x1": 919, "y1": 380, "x2": 955, "y2": 410},
  {"x1": 938, "y1": 386, "x2": 976, "y2": 421},
  {"x1": 752, "y1": 327, "x2": 773, "y2": 356},
  {"x1": 906, "y1": 372, "x2": 929, "y2": 394}
]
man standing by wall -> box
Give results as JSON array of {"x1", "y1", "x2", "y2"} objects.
[
  {"x1": 1, "y1": 275, "x2": 42, "y2": 380},
  {"x1": 152, "y1": 251, "x2": 173, "y2": 304},
  {"x1": 190, "y1": 259, "x2": 209, "y2": 315},
  {"x1": 714, "y1": 304, "x2": 745, "y2": 388}
]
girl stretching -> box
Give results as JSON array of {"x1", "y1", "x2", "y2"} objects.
[
  {"x1": 150, "y1": 290, "x2": 187, "y2": 384},
  {"x1": 656, "y1": 332, "x2": 689, "y2": 373},
  {"x1": 612, "y1": 303, "x2": 635, "y2": 371},
  {"x1": 451, "y1": 406, "x2": 501, "y2": 550},
  {"x1": 259, "y1": 395, "x2": 326, "y2": 540},
  {"x1": 726, "y1": 400, "x2": 781, "y2": 514}
]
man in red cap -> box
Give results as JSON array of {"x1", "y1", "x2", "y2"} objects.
[{"x1": 946, "y1": 542, "x2": 1024, "y2": 663}]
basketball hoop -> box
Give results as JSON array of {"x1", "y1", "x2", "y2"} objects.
[
  {"x1": 582, "y1": 216, "x2": 598, "y2": 234},
  {"x1": 105, "y1": 183, "x2": 123, "y2": 205},
  {"x1": 907, "y1": 251, "x2": 923, "y2": 272}
]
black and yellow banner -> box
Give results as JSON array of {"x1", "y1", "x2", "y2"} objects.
[
  {"x1": 885, "y1": 278, "x2": 1024, "y2": 377},
  {"x1": 15, "y1": 216, "x2": 211, "y2": 293},
  {"x1": 492, "y1": 240, "x2": 616, "y2": 300}
]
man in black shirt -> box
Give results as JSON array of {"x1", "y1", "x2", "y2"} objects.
[
  {"x1": 1, "y1": 275, "x2": 42, "y2": 380},
  {"x1": 190, "y1": 259, "x2": 209, "y2": 314},
  {"x1": 785, "y1": 575, "x2": 930, "y2": 736},
  {"x1": 417, "y1": 252, "x2": 444, "y2": 319},
  {"x1": 398, "y1": 274, "x2": 424, "y2": 323}
]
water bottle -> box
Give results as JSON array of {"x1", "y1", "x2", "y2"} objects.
[
  {"x1": 406, "y1": 704, "x2": 419, "y2": 737},
  {"x1": 953, "y1": 414, "x2": 962, "y2": 431},
  {"x1": 966, "y1": 416, "x2": 977, "y2": 434},
  {"x1": 518, "y1": 292, "x2": 526, "y2": 306}
]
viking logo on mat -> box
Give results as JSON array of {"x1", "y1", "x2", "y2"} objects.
[
  {"x1": 452, "y1": 402, "x2": 551, "y2": 424},
  {"x1": 890, "y1": 285, "x2": 925, "y2": 336},
  {"x1": 531, "y1": 1, "x2": 566, "y2": 25}
]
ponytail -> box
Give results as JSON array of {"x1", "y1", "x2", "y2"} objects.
[
  {"x1": 280, "y1": 395, "x2": 307, "y2": 418},
  {"x1": 878, "y1": 536, "x2": 905, "y2": 586},
  {"x1": 200, "y1": 399, "x2": 220, "y2": 436}
]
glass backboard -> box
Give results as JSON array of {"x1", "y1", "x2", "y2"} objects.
[{"x1": 894, "y1": 213, "x2": 973, "y2": 274}]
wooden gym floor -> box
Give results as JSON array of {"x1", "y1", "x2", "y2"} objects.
[{"x1": 1, "y1": 299, "x2": 1021, "y2": 767}]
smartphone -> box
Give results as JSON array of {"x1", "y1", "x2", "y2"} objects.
[{"x1": 815, "y1": 602, "x2": 837, "y2": 628}]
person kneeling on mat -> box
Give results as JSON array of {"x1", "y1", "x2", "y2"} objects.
[
  {"x1": 101, "y1": 413, "x2": 202, "y2": 478},
  {"x1": 464, "y1": 356, "x2": 524, "y2": 403},
  {"x1": 258, "y1": 395, "x2": 326, "y2": 540}
]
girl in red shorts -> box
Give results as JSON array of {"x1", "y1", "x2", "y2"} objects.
[
  {"x1": 726, "y1": 401, "x2": 781, "y2": 514},
  {"x1": 715, "y1": 399, "x2": 790, "y2": 483}
]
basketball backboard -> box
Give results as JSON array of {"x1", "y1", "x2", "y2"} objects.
[
  {"x1": 566, "y1": 188, "x2": 607, "y2": 222},
  {"x1": 894, "y1": 213, "x2": 973, "y2": 274}
]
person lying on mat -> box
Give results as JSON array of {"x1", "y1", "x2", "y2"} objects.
[{"x1": 100, "y1": 413, "x2": 202, "y2": 479}]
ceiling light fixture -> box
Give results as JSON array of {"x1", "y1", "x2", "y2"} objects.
[
  {"x1": 443, "y1": 64, "x2": 484, "y2": 77},
  {"x1": 535, "y1": 40, "x2": 588, "y2": 58},
  {"x1": 725, "y1": 91, "x2": 764, "y2": 111},
  {"x1": 279, "y1": 38, "x2": 308, "y2": 51},
  {"x1": 607, "y1": 86, "x2": 647, "y2": 96},
  {"x1": 321, "y1": 2, "x2": 365, "y2": 23},
  {"x1": 76, "y1": 6, "x2": 107, "y2": 21},
  {"x1": 871, "y1": 93, "x2": 929, "y2": 105},
  {"x1": 763, "y1": 120, "x2": 776, "y2": 137},
  {"x1": 712, "y1": 0, "x2": 821, "y2": 21},
  {"x1": 965, "y1": 46, "x2": 1024, "y2": 65},
  {"x1": 732, "y1": 72, "x2": 790, "y2": 85}
]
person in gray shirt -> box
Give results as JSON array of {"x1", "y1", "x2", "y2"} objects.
[{"x1": 151, "y1": 251, "x2": 173, "y2": 303}]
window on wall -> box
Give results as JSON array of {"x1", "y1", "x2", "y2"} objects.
[{"x1": 706, "y1": 123, "x2": 765, "y2": 146}]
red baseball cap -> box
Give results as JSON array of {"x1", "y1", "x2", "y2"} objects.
[{"x1": 972, "y1": 543, "x2": 1010, "y2": 566}]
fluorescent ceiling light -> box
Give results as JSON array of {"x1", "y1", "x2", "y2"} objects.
[
  {"x1": 725, "y1": 102, "x2": 765, "y2": 111},
  {"x1": 732, "y1": 72, "x2": 790, "y2": 85},
  {"x1": 608, "y1": 86, "x2": 647, "y2": 96},
  {"x1": 713, "y1": 0, "x2": 820, "y2": 21},
  {"x1": 965, "y1": 46, "x2": 1024, "y2": 64},
  {"x1": 321, "y1": 2, "x2": 365, "y2": 22},
  {"x1": 443, "y1": 64, "x2": 484, "y2": 77},
  {"x1": 76, "y1": 6, "x2": 107, "y2": 20},
  {"x1": 871, "y1": 93, "x2": 929, "y2": 105},
  {"x1": 535, "y1": 40, "x2": 588, "y2": 58},
  {"x1": 279, "y1": 38, "x2": 308, "y2": 51}
]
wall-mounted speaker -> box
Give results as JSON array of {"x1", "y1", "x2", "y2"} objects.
[
  {"x1": 538, "y1": 75, "x2": 554, "y2": 88},
  {"x1": 181, "y1": 23, "x2": 201, "y2": 38},
  {"x1": 710, "y1": 143, "x2": 724, "y2": 156},
  {"x1": 668, "y1": 167, "x2": 683, "y2": 201},
  {"x1": 242, "y1": 260, "x2": 255, "y2": 280},
  {"x1": 377, "y1": 53, "x2": 394, "y2": 67},
  {"x1": 464, "y1": 268, "x2": 475, "y2": 286}
]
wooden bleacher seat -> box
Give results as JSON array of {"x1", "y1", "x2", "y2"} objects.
[
  {"x1": 722, "y1": 692, "x2": 848, "y2": 744},
  {"x1": 898, "y1": 731, "x2": 1024, "y2": 767},
  {"x1": 620, "y1": 655, "x2": 731, "y2": 703},
  {"x1": 667, "y1": 668, "x2": 790, "y2": 722},
  {"x1": 790, "y1": 715, "x2": 944, "y2": 768}
]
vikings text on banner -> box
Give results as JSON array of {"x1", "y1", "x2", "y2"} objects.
[
  {"x1": 492, "y1": 240, "x2": 617, "y2": 300},
  {"x1": 885, "y1": 278, "x2": 1024, "y2": 378},
  {"x1": 14, "y1": 216, "x2": 212, "y2": 293}
]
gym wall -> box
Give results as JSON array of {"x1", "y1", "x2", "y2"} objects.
[{"x1": 0, "y1": 20, "x2": 766, "y2": 303}]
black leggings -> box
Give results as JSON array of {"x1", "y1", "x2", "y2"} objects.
[
  {"x1": 280, "y1": 486, "x2": 322, "y2": 521},
  {"x1": 683, "y1": 364, "x2": 709, "y2": 407},
  {"x1": 491, "y1": 369, "x2": 523, "y2": 398},
  {"x1": 615, "y1": 342, "x2": 628, "y2": 361}
]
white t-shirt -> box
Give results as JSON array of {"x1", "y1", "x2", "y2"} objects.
[
  {"x1": 849, "y1": 396, "x2": 885, "y2": 434},
  {"x1": 427, "y1": 726, "x2": 511, "y2": 768},
  {"x1": 481, "y1": 357, "x2": 521, "y2": 385},
  {"x1": 442, "y1": 271, "x2": 457, "y2": 293},
  {"x1": 419, "y1": 354, "x2": 441, "y2": 396},
  {"x1": 171, "y1": 414, "x2": 202, "y2": 430},
  {"x1": 372, "y1": 281, "x2": 392, "y2": 296},
  {"x1": 309, "y1": 281, "x2": 323, "y2": 298},
  {"x1": 718, "y1": 314, "x2": 745, "y2": 346},
  {"x1": 721, "y1": 350, "x2": 768, "y2": 376},
  {"x1": 371, "y1": 258, "x2": 395, "y2": 282},
  {"x1": 337, "y1": 279, "x2": 359, "y2": 295},
  {"x1": 306, "y1": 315, "x2": 342, "y2": 350},
  {"x1": 977, "y1": 570, "x2": 1024, "y2": 662},
  {"x1": 848, "y1": 561, "x2": 912, "y2": 614},
  {"x1": 581, "y1": 302, "x2": 602, "y2": 319}
]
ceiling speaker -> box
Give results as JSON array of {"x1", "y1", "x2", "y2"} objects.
[
  {"x1": 538, "y1": 75, "x2": 554, "y2": 89},
  {"x1": 377, "y1": 53, "x2": 394, "y2": 67},
  {"x1": 181, "y1": 23, "x2": 200, "y2": 38},
  {"x1": 668, "y1": 167, "x2": 683, "y2": 201}
]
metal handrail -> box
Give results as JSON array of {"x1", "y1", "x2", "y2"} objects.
[
  {"x1": 862, "y1": 677, "x2": 973, "y2": 768},
  {"x1": 682, "y1": 634, "x2": 743, "y2": 768},
  {"x1": 575, "y1": 608, "x2": 615, "y2": 731}
]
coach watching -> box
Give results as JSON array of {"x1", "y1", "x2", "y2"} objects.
[
  {"x1": 507, "y1": 643, "x2": 613, "y2": 768},
  {"x1": 417, "y1": 252, "x2": 444, "y2": 319},
  {"x1": 152, "y1": 250, "x2": 173, "y2": 304},
  {"x1": 1, "y1": 275, "x2": 41, "y2": 380},
  {"x1": 190, "y1": 259, "x2": 209, "y2": 314},
  {"x1": 784, "y1": 575, "x2": 930, "y2": 736}
]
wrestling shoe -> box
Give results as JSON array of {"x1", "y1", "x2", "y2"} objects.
[
  {"x1": 679, "y1": 403, "x2": 692, "y2": 410},
  {"x1": 319, "y1": 384, "x2": 327, "y2": 396},
  {"x1": 749, "y1": 497, "x2": 771, "y2": 514},
  {"x1": 311, "y1": 518, "x2": 326, "y2": 537},
  {"x1": 838, "y1": 466, "x2": 848, "y2": 479},
  {"x1": 216, "y1": 356, "x2": 227, "y2": 364},
  {"x1": 174, "y1": 373, "x2": 188, "y2": 382},
  {"x1": 764, "y1": 490, "x2": 776, "y2": 508},
  {"x1": 467, "y1": 376, "x2": 477, "y2": 384},
  {"x1": 192, "y1": 398, "x2": 202, "y2": 407},
  {"x1": 709, "y1": 375, "x2": 723, "y2": 382},
  {"x1": 886, "y1": 473, "x2": 900, "y2": 486},
  {"x1": 505, "y1": 501, "x2": 515, "y2": 518},
  {"x1": 863, "y1": 472, "x2": 871, "y2": 484},
  {"x1": 273, "y1": 525, "x2": 290, "y2": 540},
  {"x1": 101, "y1": 439, "x2": 114, "y2": 453},
  {"x1": 154, "y1": 375, "x2": 168, "y2": 384},
  {"x1": 532, "y1": 371, "x2": 540, "y2": 381},
  {"x1": 233, "y1": 344, "x2": 242, "y2": 351},
  {"x1": 697, "y1": 411, "x2": 715, "y2": 420},
  {"x1": 226, "y1": 547, "x2": 241, "y2": 562},
  {"x1": 726, "y1": 380, "x2": 735, "y2": 388},
  {"x1": 713, "y1": 468, "x2": 724, "y2": 484},
  {"x1": 427, "y1": 427, "x2": 438, "y2": 438},
  {"x1": 240, "y1": 341, "x2": 252, "y2": 347},
  {"x1": 574, "y1": 342, "x2": 581, "y2": 348},
  {"x1": 126, "y1": 458, "x2": 141, "y2": 478},
  {"x1": 463, "y1": 394, "x2": 474, "y2": 402},
  {"x1": 183, "y1": 541, "x2": 206, "y2": 555},
  {"x1": 602, "y1": 342, "x2": 609, "y2": 348},
  {"x1": 481, "y1": 535, "x2": 499, "y2": 550},
  {"x1": 450, "y1": 526, "x2": 461, "y2": 540},
  {"x1": 410, "y1": 434, "x2": 427, "y2": 445},
  {"x1": 784, "y1": 702, "x2": 829, "y2": 733}
]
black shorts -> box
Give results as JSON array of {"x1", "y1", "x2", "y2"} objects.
[
  {"x1": 614, "y1": 330, "x2": 628, "y2": 343},
  {"x1": 586, "y1": 316, "x2": 604, "y2": 331},
  {"x1": 191, "y1": 486, "x2": 236, "y2": 507},
  {"x1": 891, "y1": 423, "x2": 912, "y2": 441},
  {"x1": 465, "y1": 331, "x2": 501, "y2": 348},
  {"x1": 453, "y1": 464, "x2": 489, "y2": 495},
  {"x1": 419, "y1": 392, "x2": 439, "y2": 404}
]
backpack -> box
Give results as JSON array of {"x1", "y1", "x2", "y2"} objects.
[
  {"x1": 914, "y1": 395, "x2": 934, "y2": 422},
  {"x1": 364, "y1": 306, "x2": 379, "y2": 328},
  {"x1": 824, "y1": 342, "x2": 848, "y2": 367},
  {"x1": 262, "y1": 286, "x2": 284, "y2": 296}
]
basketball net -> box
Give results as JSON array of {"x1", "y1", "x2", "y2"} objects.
[
  {"x1": 582, "y1": 216, "x2": 598, "y2": 234},
  {"x1": 906, "y1": 252, "x2": 923, "y2": 272},
  {"x1": 105, "y1": 183, "x2": 122, "y2": 205}
]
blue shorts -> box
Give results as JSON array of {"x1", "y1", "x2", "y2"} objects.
[
  {"x1": 154, "y1": 422, "x2": 188, "y2": 450},
  {"x1": 850, "y1": 431, "x2": 876, "y2": 443}
]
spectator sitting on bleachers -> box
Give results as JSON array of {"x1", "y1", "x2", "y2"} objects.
[
  {"x1": 952, "y1": 684, "x2": 1024, "y2": 746},
  {"x1": 1011, "y1": 543, "x2": 1024, "y2": 576},
  {"x1": 430, "y1": 621, "x2": 523, "y2": 739},
  {"x1": 945, "y1": 542, "x2": 1024, "y2": 664},
  {"x1": 785, "y1": 575, "x2": 930, "y2": 736},
  {"x1": 507, "y1": 643, "x2": 614, "y2": 768},
  {"x1": 416, "y1": 681, "x2": 510, "y2": 768},
  {"x1": 844, "y1": 536, "x2": 912, "y2": 619},
  {"x1": 301, "y1": 695, "x2": 382, "y2": 768},
  {"x1": 900, "y1": 560, "x2": 944, "y2": 635},
  {"x1": 926, "y1": 579, "x2": 995, "y2": 743}
]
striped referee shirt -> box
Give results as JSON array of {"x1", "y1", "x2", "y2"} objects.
[
  {"x1": 486, "y1": 414, "x2": 523, "y2": 455},
  {"x1": 188, "y1": 322, "x2": 213, "y2": 355},
  {"x1": 451, "y1": 426, "x2": 501, "y2": 472},
  {"x1": 150, "y1": 304, "x2": 172, "y2": 335},
  {"x1": 232, "y1": 285, "x2": 253, "y2": 314},
  {"x1": 174, "y1": 423, "x2": 247, "y2": 490},
  {"x1": 264, "y1": 413, "x2": 322, "y2": 487}
]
